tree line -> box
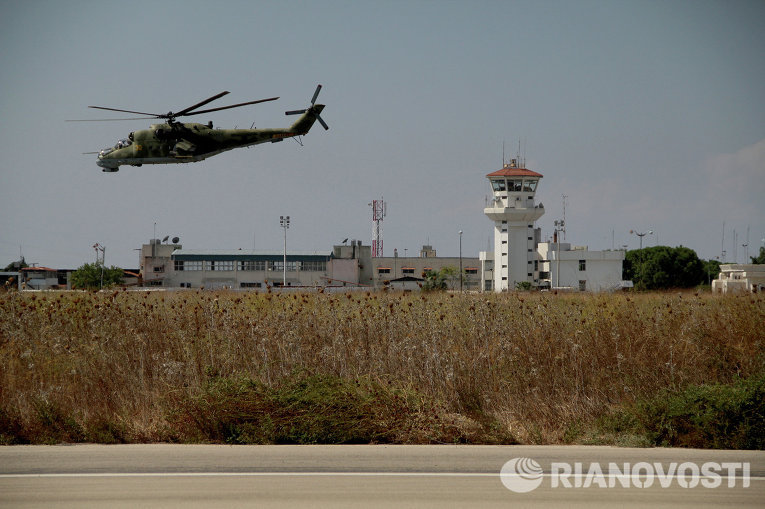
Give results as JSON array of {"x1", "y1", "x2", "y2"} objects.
[{"x1": 622, "y1": 245, "x2": 765, "y2": 290}]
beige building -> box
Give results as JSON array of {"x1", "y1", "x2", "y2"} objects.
[
  {"x1": 139, "y1": 238, "x2": 363, "y2": 290},
  {"x1": 371, "y1": 244, "x2": 481, "y2": 291},
  {"x1": 712, "y1": 264, "x2": 765, "y2": 293},
  {"x1": 138, "y1": 238, "x2": 480, "y2": 291},
  {"x1": 140, "y1": 239, "x2": 346, "y2": 289},
  {"x1": 140, "y1": 239, "x2": 179, "y2": 286}
]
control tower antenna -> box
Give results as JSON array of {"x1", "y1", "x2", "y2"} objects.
[
  {"x1": 562, "y1": 194, "x2": 568, "y2": 241},
  {"x1": 514, "y1": 138, "x2": 528, "y2": 168},
  {"x1": 369, "y1": 197, "x2": 387, "y2": 258}
]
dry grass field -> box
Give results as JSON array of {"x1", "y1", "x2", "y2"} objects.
[{"x1": 1, "y1": 289, "x2": 763, "y2": 446}]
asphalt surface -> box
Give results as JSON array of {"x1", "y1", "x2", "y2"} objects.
[{"x1": 1, "y1": 444, "x2": 763, "y2": 508}]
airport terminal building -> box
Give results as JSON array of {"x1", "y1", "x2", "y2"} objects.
[
  {"x1": 141, "y1": 239, "x2": 361, "y2": 290},
  {"x1": 139, "y1": 239, "x2": 480, "y2": 290}
]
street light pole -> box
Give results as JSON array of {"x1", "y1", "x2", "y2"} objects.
[
  {"x1": 101, "y1": 245, "x2": 105, "y2": 289},
  {"x1": 554, "y1": 220, "x2": 564, "y2": 289},
  {"x1": 93, "y1": 243, "x2": 105, "y2": 289},
  {"x1": 280, "y1": 216, "x2": 290, "y2": 287},
  {"x1": 630, "y1": 229, "x2": 653, "y2": 249},
  {"x1": 459, "y1": 230, "x2": 463, "y2": 292}
]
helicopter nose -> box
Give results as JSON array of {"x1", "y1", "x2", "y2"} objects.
[{"x1": 96, "y1": 159, "x2": 118, "y2": 171}]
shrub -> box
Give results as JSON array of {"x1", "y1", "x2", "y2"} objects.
[
  {"x1": 167, "y1": 372, "x2": 513, "y2": 444},
  {"x1": 598, "y1": 373, "x2": 765, "y2": 449},
  {"x1": 636, "y1": 374, "x2": 765, "y2": 449}
]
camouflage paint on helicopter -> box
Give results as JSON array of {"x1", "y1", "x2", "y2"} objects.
[{"x1": 73, "y1": 85, "x2": 328, "y2": 172}]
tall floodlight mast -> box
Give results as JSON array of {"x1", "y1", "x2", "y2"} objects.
[{"x1": 279, "y1": 215, "x2": 290, "y2": 287}]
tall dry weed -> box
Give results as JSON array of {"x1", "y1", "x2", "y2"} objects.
[{"x1": 1, "y1": 289, "x2": 762, "y2": 443}]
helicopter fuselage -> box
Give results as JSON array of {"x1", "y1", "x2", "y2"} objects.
[{"x1": 96, "y1": 104, "x2": 324, "y2": 172}]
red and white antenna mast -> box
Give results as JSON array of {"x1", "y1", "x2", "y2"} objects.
[{"x1": 369, "y1": 197, "x2": 387, "y2": 258}]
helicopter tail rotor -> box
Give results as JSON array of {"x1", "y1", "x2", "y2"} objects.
[{"x1": 285, "y1": 84, "x2": 329, "y2": 130}]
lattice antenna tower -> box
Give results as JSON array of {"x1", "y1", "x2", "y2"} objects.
[{"x1": 369, "y1": 197, "x2": 387, "y2": 257}]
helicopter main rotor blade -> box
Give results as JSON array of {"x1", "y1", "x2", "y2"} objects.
[
  {"x1": 173, "y1": 91, "x2": 230, "y2": 117},
  {"x1": 86, "y1": 91, "x2": 232, "y2": 120},
  {"x1": 77, "y1": 91, "x2": 283, "y2": 123},
  {"x1": 183, "y1": 96, "x2": 280, "y2": 117},
  {"x1": 66, "y1": 117, "x2": 158, "y2": 122},
  {"x1": 87, "y1": 105, "x2": 161, "y2": 117}
]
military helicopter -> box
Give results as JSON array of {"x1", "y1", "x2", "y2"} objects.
[{"x1": 73, "y1": 85, "x2": 328, "y2": 172}]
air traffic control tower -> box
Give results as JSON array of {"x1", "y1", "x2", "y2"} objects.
[{"x1": 483, "y1": 159, "x2": 544, "y2": 291}]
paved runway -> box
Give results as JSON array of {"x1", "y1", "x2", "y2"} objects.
[{"x1": 1, "y1": 444, "x2": 763, "y2": 508}]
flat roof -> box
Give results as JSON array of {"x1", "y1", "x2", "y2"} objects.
[{"x1": 172, "y1": 249, "x2": 332, "y2": 262}]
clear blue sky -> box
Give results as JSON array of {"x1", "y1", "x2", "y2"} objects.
[{"x1": 1, "y1": 0, "x2": 763, "y2": 269}]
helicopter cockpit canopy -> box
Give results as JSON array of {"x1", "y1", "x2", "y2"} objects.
[{"x1": 99, "y1": 138, "x2": 132, "y2": 157}]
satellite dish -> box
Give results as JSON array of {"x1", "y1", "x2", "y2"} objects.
[
  {"x1": 162, "y1": 235, "x2": 169, "y2": 242},
  {"x1": 172, "y1": 237, "x2": 180, "y2": 244}
]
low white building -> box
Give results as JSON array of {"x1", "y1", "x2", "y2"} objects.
[
  {"x1": 480, "y1": 242, "x2": 625, "y2": 292},
  {"x1": 537, "y1": 242, "x2": 625, "y2": 291},
  {"x1": 712, "y1": 264, "x2": 765, "y2": 293}
]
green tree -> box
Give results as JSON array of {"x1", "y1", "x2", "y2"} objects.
[
  {"x1": 702, "y1": 259, "x2": 721, "y2": 285},
  {"x1": 751, "y1": 246, "x2": 765, "y2": 264},
  {"x1": 623, "y1": 246, "x2": 705, "y2": 290},
  {"x1": 422, "y1": 266, "x2": 457, "y2": 291},
  {"x1": 3, "y1": 258, "x2": 27, "y2": 271},
  {"x1": 71, "y1": 262, "x2": 124, "y2": 290}
]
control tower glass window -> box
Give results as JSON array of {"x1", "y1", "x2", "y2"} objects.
[
  {"x1": 491, "y1": 179, "x2": 506, "y2": 192},
  {"x1": 523, "y1": 180, "x2": 538, "y2": 192},
  {"x1": 508, "y1": 179, "x2": 523, "y2": 191}
]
